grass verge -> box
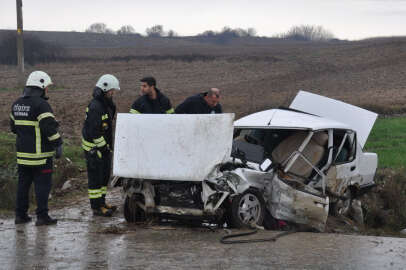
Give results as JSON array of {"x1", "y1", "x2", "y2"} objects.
[
  {"x1": 0, "y1": 132, "x2": 85, "y2": 212},
  {"x1": 364, "y1": 117, "x2": 406, "y2": 168},
  {"x1": 362, "y1": 168, "x2": 406, "y2": 235}
]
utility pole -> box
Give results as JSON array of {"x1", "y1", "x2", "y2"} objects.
[{"x1": 16, "y1": 0, "x2": 24, "y2": 86}]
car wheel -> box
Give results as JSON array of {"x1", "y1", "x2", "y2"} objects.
[
  {"x1": 227, "y1": 189, "x2": 265, "y2": 228},
  {"x1": 124, "y1": 194, "x2": 146, "y2": 223}
]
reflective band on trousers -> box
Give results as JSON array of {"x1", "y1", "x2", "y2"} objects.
[
  {"x1": 101, "y1": 186, "x2": 107, "y2": 195},
  {"x1": 129, "y1": 109, "x2": 140, "y2": 114},
  {"x1": 17, "y1": 159, "x2": 47, "y2": 166},
  {"x1": 82, "y1": 138, "x2": 98, "y2": 152},
  {"x1": 17, "y1": 151, "x2": 54, "y2": 158},
  {"x1": 102, "y1": 114, "x2": 108, "y2": 120},
  {"x1": 166, "y1": 108, "x2": 175, "y2": 114},
  {"x1": 93, "y1": 136, "x2": 106, "y2": 147},
  {"x1": 88, "y1": 189, "x2": 102, "y2": 199}
]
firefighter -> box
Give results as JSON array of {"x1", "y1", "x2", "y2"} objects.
[
  {"x1": 130, "y1": 76, "x2": 174, "y2": 114},
  {"x1": 82, "y1": 74, "x2": 120, "y2": 217},
  {"x1": 10, "y1": 71, "x2": 63, "y2": 226},
  {"x1": 175, "y1": 88, "x2": 222, "y2": 114}
]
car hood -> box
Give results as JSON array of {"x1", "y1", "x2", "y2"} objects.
[
  {"x1": 113, "y1": 113, "x2": 235, "y2": 181},
  {"x1": 290, "y1": 91, "x2": 378, "y2": 148}
]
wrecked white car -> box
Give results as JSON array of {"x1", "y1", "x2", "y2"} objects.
[{"x1": 112, "y1": 91, "x2": 378, "y2": 232}]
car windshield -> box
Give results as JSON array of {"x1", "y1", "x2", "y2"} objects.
[{"x1": 232, "y1": 128, "x2": 294, "y2": 164}]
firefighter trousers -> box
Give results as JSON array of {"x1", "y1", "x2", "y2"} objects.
[
  {"x1": 15, "y1": 159, "x2": 53, "y2": 218},
  {"x1": 85, "y1": 151, "x2": 111, "y2": 209}
]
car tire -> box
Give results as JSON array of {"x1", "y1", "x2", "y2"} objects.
[
  {"x1": 124, "y1": 194, "x2": 146, "y2": 223},
  {"x1": 227, "y1": 189, "x2": 265, "y2": 228}
]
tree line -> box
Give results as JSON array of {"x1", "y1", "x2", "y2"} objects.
[
  {"x1": 0, "y1": 24, "x2": 336, "y2": 65},
  {"x1": 85, "y1": 23, "x2": 335, "y2": 41}
]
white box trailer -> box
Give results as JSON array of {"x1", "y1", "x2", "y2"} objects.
[{"x1": 112, "y1": 91, "x2": 378, "y2": 231}]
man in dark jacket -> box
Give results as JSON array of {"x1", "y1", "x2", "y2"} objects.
[
  {"x1": 130, "y1": 76, "x2": 174, "y2": 114},
  {"x1": 82, "y1": 74, "x2": 120, "y2": 217},
  {"x1": 10, "y1": 71, "x2": 63, "y2": 226},
  {"x1": 175, "y1": 88, "x2": 222, "y2": 114}
]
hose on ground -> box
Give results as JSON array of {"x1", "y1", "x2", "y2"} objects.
[{"x1": 220, "y1": 229, "x2": 296, "y2": 244}]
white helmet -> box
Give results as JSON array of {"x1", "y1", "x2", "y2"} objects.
[
  {"x1": 96, "y1": 74, "x2": 120, "y2": 92},
  {"x1": 26, "y1": 71, "x2": 53, "y2": 89}
]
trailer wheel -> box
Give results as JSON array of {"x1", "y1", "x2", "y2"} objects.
[
  {"x1": 227, "y1": 189, "x2": 265, "y2": 228},
  {"x1": 124, "y1": 194, "x2": 146, "y2": 223}
]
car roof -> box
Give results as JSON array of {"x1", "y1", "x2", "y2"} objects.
[{"x1": 234, "y1": 108, "x2": 352, "y2": 131}]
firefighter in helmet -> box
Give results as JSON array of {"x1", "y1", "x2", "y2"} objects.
[
  {"x1": 82, "y1": 74, "x2": 119, "y2": 216},
  {"x1": 10, "y1": 71, "x2": 63, "y2": 226}
]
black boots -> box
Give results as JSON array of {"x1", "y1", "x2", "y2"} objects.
[
  {"x1": 15, "y1": 214, "x2": 57, "y2": 226},
  {"x1": 93, "y1": 206, "x2": 113, "y2": 217},
  {"x1": 104, "y1": 203, "x2": 117, "y2": 212},
  {"x1": 15, "y1": 215, "x2": 32, "y2": 224},
  {"x1": 35, "y1": 215, "x2": 57, "y2": 226}
]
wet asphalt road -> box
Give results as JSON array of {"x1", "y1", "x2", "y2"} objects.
[{"x1": 1, "y1": 188, "x2": 406, "y2": 270}]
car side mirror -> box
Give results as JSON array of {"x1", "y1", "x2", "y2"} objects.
[{"x1": 259, "y1": 158, "x2": 272, "y2": 172}]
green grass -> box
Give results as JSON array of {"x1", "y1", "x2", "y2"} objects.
[
  {"x1": 365, "y1": 117, "x2": 406, "y2": 168},
  {"x1": 0, "y1": 132, "x2": 85, "y2": 210},
  {"x1": 0, "y1": 132, "x2": 85, "y2": 168}
]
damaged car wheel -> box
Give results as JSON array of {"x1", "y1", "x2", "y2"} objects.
[
  {"x1": 124, "y1": 194, "x2": 146, "y2": 223},
  {"x1": 227, "y1": 189, "x2": 265, "y2": 228}
]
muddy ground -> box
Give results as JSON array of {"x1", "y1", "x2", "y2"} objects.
[{"x1": 1, "y1": 188, "x2": 405, "y2": 270}]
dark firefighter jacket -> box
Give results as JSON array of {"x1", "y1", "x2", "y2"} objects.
[
  {"x1": 175, "y1": 92, "x2": 222, "y2": 114},
  {"x1": 82, "y1": 87, "x2": 116, "y2": 154},
  {"x1": 130, "y1": 89, "x2": 174, "y2": 114},
  {"x1": 10, "y1": 87, "x2": 62, "y2": 166}
]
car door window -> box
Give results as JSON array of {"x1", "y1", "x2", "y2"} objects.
[{"x1": 333, "y1": 130, "x2": 356, "y2": 164}]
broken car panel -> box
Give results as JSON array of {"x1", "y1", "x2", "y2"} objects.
[{"x1": 113, "y1": 91, "x2": 378, "y2": 232}]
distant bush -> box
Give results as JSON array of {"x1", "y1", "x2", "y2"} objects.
[
  {"x1": 198, "y1": 26, "x2": 257, "y2": 38},
  {"x1": 86, "y1": 22, "x2": 115, "y2": 34},
  {"x1": 276, "y1": 25, "x2": 335, "y2": 41},
  {"x1": 197, "y1": 26, "x2": 257, "y2": 44},
  {"x1": 167, "y1": 30, "x2": 178, "y2": 37},
  {"x1": 146, "y1": 25, "x2": 165, "y2": 37},
  {"x1": 0, "y1": 32, "x2": 66, "y2": 65},
  {"x1": 117, "y1": 25, "x2": 138, "y2": 35}
]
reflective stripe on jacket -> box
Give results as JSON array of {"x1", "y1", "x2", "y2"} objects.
[
  {"x1": 82, "y1": 87, "x2": 115, "y2": 152},
  {"x1": 130, "y1": 88, "x2": 174, "y2": 114},
  {"x1": 10, "y1": 87, "x2": 62, "y2": 166}
]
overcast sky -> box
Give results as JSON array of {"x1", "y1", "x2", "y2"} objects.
[{"x1": 1, "y1": 0, "x2": 405, "y2": 40}]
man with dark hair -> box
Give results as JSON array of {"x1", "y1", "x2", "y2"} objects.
[
  {"x1": 130, "y1": 76, "x2": 174, "y2": 114},
  {"x1": 10, "y1": 71, "x2": 63, "y2": 226},
  {"x1": 175, "y1": 88, "x2": 222, "y2": 114}
]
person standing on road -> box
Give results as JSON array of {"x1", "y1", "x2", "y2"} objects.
[
  {"x1": 82, "y1": 74, "x2": 120, "y2": 217},
  {"x1": 175, "y1": 88, "x2": 222, "y2": 114},
  {"x1": 130, "y1": 76, "x2": 174, "y2": 114},
  {"x1": 10, "y1": 71, "x2": 63, "y2": 226}
]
